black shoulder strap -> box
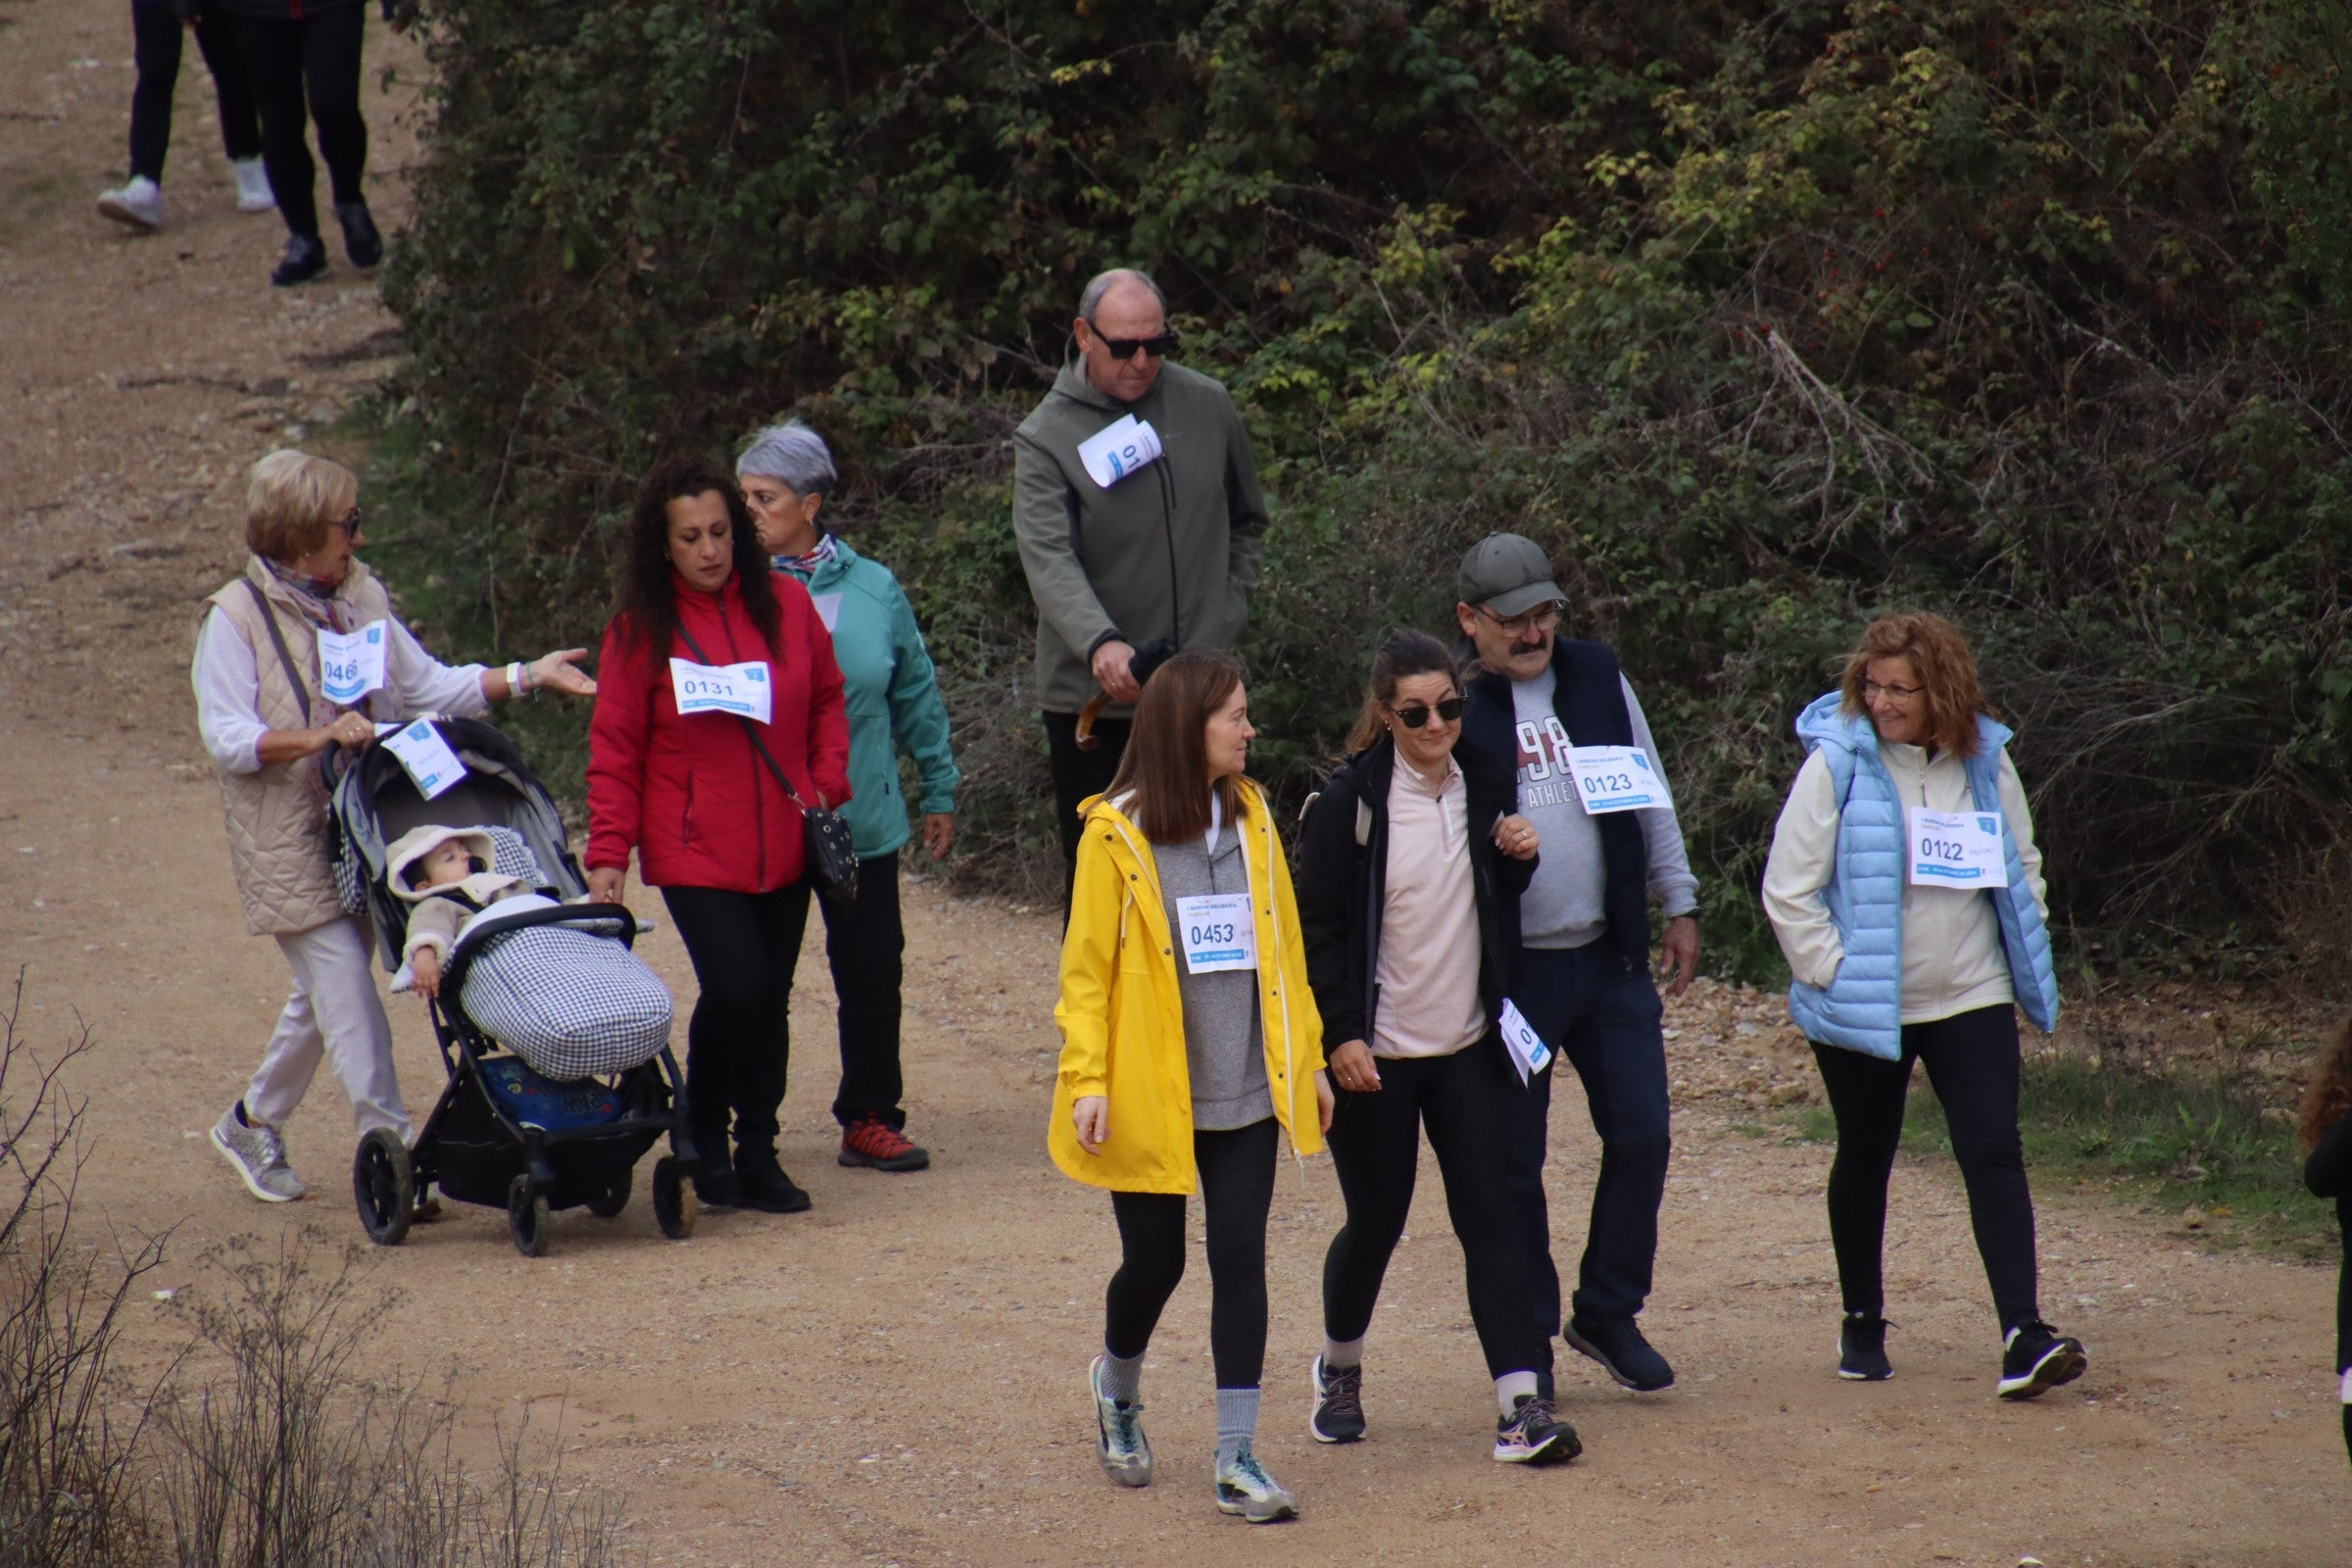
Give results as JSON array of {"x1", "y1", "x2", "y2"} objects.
[
  {"x1": 241, "y1": 576, "x2": 312, "y2": 725},
  {"x1": 673, "y1": 622, "x2": 817, "y2": 812}
]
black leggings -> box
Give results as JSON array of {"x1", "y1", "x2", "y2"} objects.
[
  {"x1": 1323, "y1": 1041, "x2": 1546, "y2": 1381},
  {"x1": 227, "y1": 4, "x2": 368, "y2": 242},
  {"x1": 1104, "y1": 1118, "x2": 1277, "y2": 1389},
  {"x1": 1811, "y1": 1004, "x2": 2041, "y2": 1333},
  {"x1": 130, "y1": 3, "x2": 261, "y2": 182},
  {"x1": 814, "y1": 849, "x2": 907, "y2": 1129},
  {"x1": 661, "y1": 882, "x2": 812, "y2": 1168}
]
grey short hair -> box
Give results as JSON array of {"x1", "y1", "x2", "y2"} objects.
[
  {"x1": 1079, "y1": 268, "x2": 1166, "y2": 325},
  {"x1": 735, "y1": 418, "x2": 837, "y2": 500}
]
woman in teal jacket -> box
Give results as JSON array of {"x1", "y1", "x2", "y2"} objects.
[{"x1": 740, "y1": 420, "x2": 959, "y2": 1173}]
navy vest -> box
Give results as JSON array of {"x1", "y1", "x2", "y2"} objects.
[{"x1": 1461, "y1": 638, "x2": 1650, "y2": 963}]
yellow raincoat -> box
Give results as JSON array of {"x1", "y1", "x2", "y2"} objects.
[{"x1": 1048, "y1": 782, "x2": 1326, "y2": 1193}]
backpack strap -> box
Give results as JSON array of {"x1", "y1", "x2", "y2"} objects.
[{"x1": 242, "y1": 575, "x2": 313, "y2": 725}]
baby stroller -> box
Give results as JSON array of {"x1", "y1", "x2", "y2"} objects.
[{"x1": 326, "y1": 715, "x2": 702, "y2": 1256}]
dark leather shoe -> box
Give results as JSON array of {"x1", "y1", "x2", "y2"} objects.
[
  {"x1": 336, "y1": 200, "x2": 382, "y2": 268},
  {"x1": 691, "y1": 1164, "x2": 743, "y2": 1208},
  {"x1": 735, "y1": 1152, "x2": 811, "y2": 1214},
  {"x1": 1565, "y1": 1314, "x2": 1676, "y2": 1392},
  {"x1": 271, "y1": 233, "x2": 328, "y2": 287}
]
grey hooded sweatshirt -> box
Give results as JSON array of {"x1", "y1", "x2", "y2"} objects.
[{"x1": 1011, "y1": 352, "x2": 1271, "y2": 715}]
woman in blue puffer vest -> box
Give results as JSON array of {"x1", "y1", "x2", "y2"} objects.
[{"x1": 1762, "y1": 612, "x2": 2084, "y2": 1399}]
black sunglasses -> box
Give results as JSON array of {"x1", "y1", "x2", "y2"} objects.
[
  {"x1": 1389, "y1": 697, "x2": 1465, "y2": 729},
  {"x1": 1095, "y1": 330, "x2": 1181, "y2": 362},
  {"x1": 330, "y1": 505, "x2": 365, "y2": 535}
]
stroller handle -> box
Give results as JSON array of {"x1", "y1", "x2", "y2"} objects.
[{"x1": 442, "y1": 902, "x2": 641, "y2": 998}]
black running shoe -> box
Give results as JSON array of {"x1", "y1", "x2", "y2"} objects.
[
  {"x1": 1493, "y1": 1394, "x2": 1581, "y2": 1464},
  {"x1": 271, "y1": 233, "x2": 327, "y2": 287},
  {"x1": 1308, "y1": 1355, "x2": 1365, "y2": 1444},
  {"x1": 1997, "y1": 1322, "x2": 2086, "y2": 1399},
  {"x1": 1565, "y1": 1314, "x2": 1676, "y2": 1392},
  {"x1": 1838, "y1": 1313, "x2": 1892, "y2": 1381},
  {"x1": 735, "y1": 1152, "x2": 812, "y2": 1214},
  {"x1": 692, "y1": 1164, "x2": 743, "y2": 1208},
  {"x1": 336, "y1": 200, "x2": 383, "y2": 268}
]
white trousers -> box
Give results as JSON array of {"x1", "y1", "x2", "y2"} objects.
[{"x1": 245, "y1": 914, "x2": 411, "y2": 1141}]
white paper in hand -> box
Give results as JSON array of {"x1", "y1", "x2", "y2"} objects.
[
  {"x1": 1076, "y1": 415, "x2": 1164, "y2": 489},
  {"x1": 1497, "y1": 999, "x2": 1553, "y2": 1085},
  {"x1": 318, "y1": 619, "x2": 388, "y2": 706},
  {"x1": 383, "y1": 718, "x2": 467, "y2": 801}
]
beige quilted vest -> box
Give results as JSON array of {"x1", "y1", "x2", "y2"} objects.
[{"x1": 201, "y1": 558, "x2": 395, "y2": 936}]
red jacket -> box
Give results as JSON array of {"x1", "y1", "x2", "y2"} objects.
[{"x1": 585, "y1": 570, "x2": 851, "y2": 893}]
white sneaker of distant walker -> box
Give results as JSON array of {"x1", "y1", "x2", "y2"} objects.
[
  {"x1": 210, "y1": 1106, "x2": 307, "y2": 1201},
  {"x1": 1212, "y1": 1442, "x2": 1298, "y2": 1522},
  {"x1": 97, "y1": 175, "x2": 163, "y2": 231},
  {"x1": 231, "y1": 158, "x2": 276, "y2": 214}
]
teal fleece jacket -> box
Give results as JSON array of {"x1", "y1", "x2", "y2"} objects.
[
  {"x1": 773, "y1": 538, "x2": 958, "y2": 858},
  {"x1": 1011, "y1": 353, "x2": 1271, "y2": 714}
]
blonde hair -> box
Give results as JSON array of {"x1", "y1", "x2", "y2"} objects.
[
  {"x1": 244, "y1": 449, "x2": 358, "y2": 564},
  {"x1": 1838, "y1": 612, "x2": 1989, "y2": 759}
]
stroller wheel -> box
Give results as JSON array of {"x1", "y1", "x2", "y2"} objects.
[
  {"x1": 507, "y1": 1175, "x2": 550, "y2": 1257},
  {"x1": 586, "y1": 1166, "x2": 632, "y2": 1219},
  {"x1": 353, "y1": 1128, "x2": 415, "y2": 1247},
  {"x1": 651, "y1": 1155, "x2": 696, "y2": 1240}
]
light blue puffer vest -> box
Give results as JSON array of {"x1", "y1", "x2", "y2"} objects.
[{"x1": 1785, "y1": 692, "x2": 2060, "y2": 1059}]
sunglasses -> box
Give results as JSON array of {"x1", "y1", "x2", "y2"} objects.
[
  {"x1": 330, "y1": 505, "x2": 365, "y2": 535},
  {"x1": 1389, "y1": 697, "x2": 1465, "y2": 729},
  {"x1": 1094, "y1": 330, "x2": 1181, "y2": 362}
]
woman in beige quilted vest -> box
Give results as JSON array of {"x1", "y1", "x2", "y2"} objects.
[{"x1": 192, "y1": 449, "x2": 597, "y2": 1203}]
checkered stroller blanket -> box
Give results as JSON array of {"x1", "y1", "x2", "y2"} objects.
[{"x1": 454, "y1": 900, "x2": 674, "y2": 1081}]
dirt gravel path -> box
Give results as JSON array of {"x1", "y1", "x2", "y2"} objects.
[{"x1": 3, "y1": 4, "x2": 2346, "y2": 1564}]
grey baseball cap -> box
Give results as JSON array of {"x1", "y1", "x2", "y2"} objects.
[{"x1": 1456, "y1": 532, "x2": 1564, "y2": 617}]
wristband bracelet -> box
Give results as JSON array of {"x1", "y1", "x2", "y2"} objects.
[{"x1": 507, "y1": 661, "x2": 531, "y2": 697}]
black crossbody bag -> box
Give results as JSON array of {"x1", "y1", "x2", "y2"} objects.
[{"x1": 675, "y1": 624, "x2": 859, "y2": 905}]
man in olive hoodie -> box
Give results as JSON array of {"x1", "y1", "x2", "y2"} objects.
[{"x1": 1012, "y1": 269, "x2": 1272, "y2": 896}]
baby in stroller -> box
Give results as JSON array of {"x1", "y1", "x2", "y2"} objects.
[{"x1": 387, "y1": 825, "x2": 531, "y2": 1001}]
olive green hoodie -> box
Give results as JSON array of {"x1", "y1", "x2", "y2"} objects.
[{"x1": 1011, "y1": 352, "x2": 1271, "y2": 714}]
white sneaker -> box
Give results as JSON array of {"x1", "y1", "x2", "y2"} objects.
[
  {"x1": 210, "y1": 1104, "x2": 307, "y2": 1202},
  {"x1": 231, "y1": 158, "x2": 276, "y2": 214},
  {"x1": 97, "y1": 175, "x2": 163, "y2": 232},
  {"x1": 1212, "y1": 1442, "x2": 1298, "y2": 1522}
]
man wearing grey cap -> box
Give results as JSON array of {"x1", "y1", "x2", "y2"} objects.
[{"x1": 1453, "y1": 532, "x2": 1700, "y2": 1396}]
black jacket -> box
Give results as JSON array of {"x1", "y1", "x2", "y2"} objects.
[{"x1": 1295, "y1": 736, "x2": 1536, "y2": 1051}]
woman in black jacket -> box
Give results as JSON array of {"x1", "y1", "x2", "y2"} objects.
[
  {"x1": 2300, "y1": 1015, "x2": 2352, "y2": 1468},
  {"x1": 1295, "y1": 629, "x2": 1576, "y2": 1466}
]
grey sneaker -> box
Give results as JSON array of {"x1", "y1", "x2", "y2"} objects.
[
  {"x1": 1213, "y1": 1442, "x2": 1298, "y2": 1522},
  {"x1": 1089, "y1": 1353, "x2": 1152, "y2": 1487},
  {"x1": 210, "y1": 1104, "x2": 306, "y2": 1201}
]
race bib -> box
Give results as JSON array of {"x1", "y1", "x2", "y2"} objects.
[
  {"x1": 668, "y1": 659, "x2": 772, "y2": 725},
  {"x1": 318, "y1": 619, "x2": 388, "y2": 706},
  {"x1": 382, "y1": 718, "x2": 467, "y2": 802},
  {"x1": 1176, "y1": 892, "x2": 1256, "y2": 974},
  {"x1": 1497, "y1": 998, "x2": 1553, "y2": 1085},
  {"x1": 1076, "y1": 415, "x2": 1165, "y2": 489},
  {"x1": 1907, "y1": 808, "x2": 2009, "y2": 889},
  {"x1": 1566, "y1": 745, "x2": 1664, "y2": 813}
]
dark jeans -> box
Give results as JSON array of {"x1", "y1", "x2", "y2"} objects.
[
  {"x1": 660, "y1": 881, "x2": 812, "y2": 1170},
  {"x1": 1810, "y1": 1004, "x2": 2041, "y2": 1333},
  {"x1": 813, "y1": 849, "x2": 906, "y2": 1129},
  {"x1": 1104, "y1": 1118, "x2": 1276, "y2": 1389},
  {"x1": 1042, "y1": 710, "x2": 1130, "y2": 913},
  {"x1": 1324, "y1": 1041, "x2": 1546, "y2": 1381},
  {"x1": 1508, "y1": 942, "x2": 1670, "y2": 1362},
  {"x1": 226, "y1": 4, "x2": 368, "y2": 242},
  {"x1": 130, "y1": 2, "x2": 261, "y2": 182}
]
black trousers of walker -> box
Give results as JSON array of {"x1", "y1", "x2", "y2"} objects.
[
  {"x1": 225, "y1": 4, "x2": 368, "y2": 243},
  {"x1": 660, "y1": 881, "x2": 812, "y2": 1171},
  {"x1": 129, "y1": 2, "x2": 262, "y2": 183},
  {"x1": 1810, "y1": 1004, "x2": 2042, "y2": 1333},
  {"x1": 1104, "y1": 1119, "x2": 1277, "y2": 1389},
  {"x1": 812, "y1": 848, "x2": 908, "y2": 1130},
  {"x1": 1042, "y1": 710, "x2": 1130, "y2": 916},
  {"x1": 1323, "y1": 1040, "x2": 1547, "y2": 1381}
]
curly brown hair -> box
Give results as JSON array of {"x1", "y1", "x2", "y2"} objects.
[
  {"x1": 612, "y1": 455, "x2": 780, "y2": 670},
  {"x1": 1838, "y1": 611, "x2": 1992, "y2": 759},
  {"x1": 2299, "y1": 1016, "x2": 2352, "y2": 1154}
]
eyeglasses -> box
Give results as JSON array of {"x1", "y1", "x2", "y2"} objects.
[
  {"x1": 1388, "y1": 697, "x2": 1465, "y2": 729},
  {"x1": 330, "y1": 505, "x2": 365, "y2": 536},
  {"x1": 1093, "y1": 330, "x2": 1181, "y2": 362},
  {"x1": 1861, "y1": 679, "x2": 1924, "y2": 701},
  {"x1": 1477, "y1": 602, "x2": 1563, "y2": 638}
]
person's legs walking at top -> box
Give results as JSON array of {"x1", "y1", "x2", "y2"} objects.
[
  {"x1": 228, "y1": 5, "x2": 373, "y2": 286},
  {"x1": 823, "y1": 848, "x2": 930, "y2": 1171},
  {"x1": 103, "y1": 2, "x2": 271, "y2": 231},
  {"x1": 1510, "y1": 943, "x2": 1676, "y2": 1393},
  {"x1": 1043, "y1": 710, "x2": 1129, "y2": 918}
]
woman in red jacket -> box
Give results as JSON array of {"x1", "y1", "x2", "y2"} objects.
[{"x1": 586, "y1": 456, "x2": 852, "y2": 1213}]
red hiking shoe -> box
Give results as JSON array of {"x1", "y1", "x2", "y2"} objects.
[{"x1": 839, "y1": 1114, "x2": 930, "y2": 1172}]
